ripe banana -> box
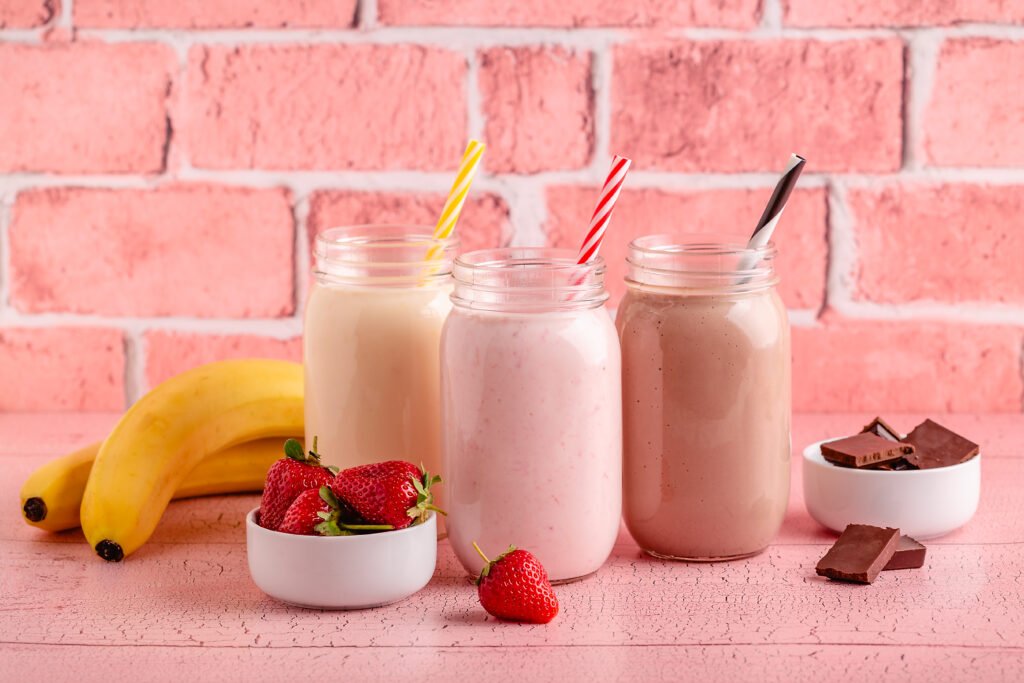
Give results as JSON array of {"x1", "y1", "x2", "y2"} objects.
[
  {"x1": 21, "y1": 438, "x2": 290, "y2": 533},
  {"x1": 81, "y1": 359, "x2": 304, "y2": 561}
]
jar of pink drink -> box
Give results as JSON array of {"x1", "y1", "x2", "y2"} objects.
[{"x1": 441, "y1": 247, "x2": 622, "y2": 583}]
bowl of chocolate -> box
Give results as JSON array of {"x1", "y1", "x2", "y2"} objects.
[{"x1": 803, "y1": 418, "x2": 981, "y2": 539}]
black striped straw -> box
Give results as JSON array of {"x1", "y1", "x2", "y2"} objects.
[
  {"x1": 748, "y1": 153, "x2": 806, "y2": 252},
  {"x1": 735, "y1": 154, "x2": 805, "y2": 281}
]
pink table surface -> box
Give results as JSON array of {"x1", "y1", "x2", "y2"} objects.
[{"x1": 1, "y1": 413, "x2": 1022, "y2": 682}]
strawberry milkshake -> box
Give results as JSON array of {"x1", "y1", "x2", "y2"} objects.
[
  {"x1": 616, "y1": 236, "x2": 791, "y2": 560},
  {"x1": 441, "y1": 248, "x2": 622, "y2": 583}
]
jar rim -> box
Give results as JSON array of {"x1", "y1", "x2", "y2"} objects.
[
  {"x1": 625, "y1": 233, "x2": 778, "y2": 294},
  {"x1": 454, "y1": 247, "x2": 606, "y2": 274},
  {"x1": 315, "y1": 224, "x2": 458, "y2": 255},
  {"x1": 452, "y1": 247, "x2": 608, "y2": 311},
  {"x1": 314, "y1": 224, "x2": 458, "y2": 287},
  {"x1": 628, "y1": 233, "x2": 777, "y2": 260}
]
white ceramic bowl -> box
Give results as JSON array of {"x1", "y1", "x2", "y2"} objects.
[
  {"x1": 802, "y1": 439, "x2": 981, "y2": 539},
  {"x1": 246, "y1": 508, "x2": 436, "y2": 609}
]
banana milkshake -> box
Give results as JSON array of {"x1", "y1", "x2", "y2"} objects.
[{"x1": 304, "y1": 226, "x2": 455, "y2": 528}]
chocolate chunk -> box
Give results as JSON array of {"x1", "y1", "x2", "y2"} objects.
[
  {"x1": 821, "y1": 432, "x2": 916, "y2": 469},
  {"x1": 902, "y1": 419, "x2": 979, "y2": 469},
  {"x1": 868, "y1": 457, "x2": 914, "y2": 471},
  {"x1": 816, "y1": 524, "x2": 900, "y2": 584},
  {"x1": 861, "y1": 416, "x2": 902, "y2": 442},
  {"x1": 883, "y1": 535, "x2": 927, "y2": 571}
]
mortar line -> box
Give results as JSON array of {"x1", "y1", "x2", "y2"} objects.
[
  {"x1": 1019, "y1": 339, "x2": 1024, "y2": 412},
  {"x1": 0, "y1": 311, "x2": 304, "y2": 335},
  {"x1": 901, "y1": 29, "x2": 943, "y2": 171},
  {"x1": 357, "y1": 0, "x2": 378, "y2": 30},
  {"x1": 759, "y1": 0, "x2": 783, "y2": 31},
  {"x1": 815, "y1": 180, "x2": 831, "y2": 321},
  {"x1": 58, "y1": 0, "x2": 72, "y2": 28},
  {"x1": 58, "y1": 24, "x2": 1024, "y2": 47},
  {"x1": 0, "y1": 30, "x2": 46, "y2": 43},
  {"x1": 2, "y1": 17, "x2": 1024, "y2": 49},
  {"x1": 291, "y1": 188, "x2": 312, "y2": 320},
  {"x1": 122, "y1": 329, "x2": 145, "y2": 406},
  {"x1": 465, "y1": 49, "x2": 484, "y2": 141},
  {"x1": 160, "y1": 39, "x2": 190, "y2": 173},
  {"x1": 0, "y1": 197, "x2": 10, "y2": 313},
  {"x1": 823, "y1": 178, "x2": 858, "y2": 315},
  {"x1": 590, "y1": 41, "x2": 612, "y2": 173},
  {"x1": 497, "y1": 178, "x2": 547, "y2": 248},
  {"x1": 6, "y1": 167, "x2": 1024, "y2": 197}
]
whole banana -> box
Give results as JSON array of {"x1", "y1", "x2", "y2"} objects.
[
  {"x1": 21, "y1": 438, "x2": 290, "y2": 533},
  {"x1": 81, "y1": 359, "x2": 304, "y2": 561}
]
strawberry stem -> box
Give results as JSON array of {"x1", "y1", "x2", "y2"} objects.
[
  {"x1": 339, "y1": 522, "x2": 394, "y2": 531},
  {"x1": 472, "y1": 541, "x2": 490, "y2": 564}
]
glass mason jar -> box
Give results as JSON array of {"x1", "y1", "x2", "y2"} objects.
[
  {"x1": 616, "y1": 235, "x2": 791, "y2": 561},
  {"x1": 304, "y1": 225, "x2": 456, "y2": 528},
  {"x1": 441, "y1": 248, "x2": 622, "y2": 583}
]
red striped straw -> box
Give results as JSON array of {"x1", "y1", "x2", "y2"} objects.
[{"x1": 576, "y1": 155, "x2": 632, "y2": 265}]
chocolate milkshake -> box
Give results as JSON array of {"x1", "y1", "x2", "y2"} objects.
[{"x1": 616, "y1": 236, "x2": 791, "y2": 560}]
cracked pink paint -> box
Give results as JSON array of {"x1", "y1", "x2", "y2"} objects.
[{"x1": 1, "y1": 413, "x2": 1022, "y2": 681}]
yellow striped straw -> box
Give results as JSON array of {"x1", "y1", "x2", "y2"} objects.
[{"x1": 427, "y1": 139, "x2": 486, "y2": 261}]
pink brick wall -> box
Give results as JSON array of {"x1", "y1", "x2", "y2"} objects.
[{"x1": 0, "y1": 1, "x2": 1021, "y2": 413}]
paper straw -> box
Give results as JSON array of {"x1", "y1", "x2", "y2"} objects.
[
  {"x1": 577, "y1": 155, "x2": 632, "y2": 264},
  {"x1": 737, "y1": 153, "x2": 805, "y2": 276},
  {"x1": 426, "y1": 139, "x2": 486, "y2": 262},
  {"x1": 567, "y1": 155, "x2": 631, "y2": 299}
]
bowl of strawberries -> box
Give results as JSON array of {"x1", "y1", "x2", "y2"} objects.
[{"x1": 246, "y1": 439, "x2": 442, "y2": 609}]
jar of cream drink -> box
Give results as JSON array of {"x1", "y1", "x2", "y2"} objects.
[
  {"x1": 616, "y1": 235, "x2": 791, "y2": 560},
  {"x1": 304, "y1": 225, "x2": 456, "y2": 529},
  {"x1": 441, "y1": 248, "x2": 622, "y2": 582}
]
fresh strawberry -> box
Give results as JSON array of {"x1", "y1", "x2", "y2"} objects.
[
  {"x1": 258, "y1": 438, "x2": 335, "y2": 531},
  {"x1": 474, "y1": 543, "x2": 559, "y2": 624},
  {"x1": 329, "y1": 461, "x2": 444, "y2": 530},
  {"x1": 276, "y1": 487, "x2": 331, "y2": 535}
]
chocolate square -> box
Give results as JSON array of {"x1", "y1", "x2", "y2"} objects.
[
  {"x1": 861, "y1": 416, "x2": 902, "y2": 442},
  {"x1": 816, "y1": 524, "x2": 900, "y2": 584},
  {"x1": 902, "y1": 419, "x2": 979, "y2": 469},
  {"x1": 883, "y1": 535, "x2": 927, "y2": 571},
  {"x1": 821, "y1": 432, "x2": 915, "y2": 469}
]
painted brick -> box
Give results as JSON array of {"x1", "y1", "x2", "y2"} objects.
[
  {"x1": 75, "y1": 0, "x2": 356, "y2": 28},
  {"x1": 924, "y1": 39, "x2": 1024, "y2": 167},
  {"x1": 793, "y1": 321, "x2": 1023, "y2": 412},
  {"x1": 851, "y1": 184, "x2": 1024, "y2": 305},
  {"x1": 0, "y1": 42, "x2": 173, "y2": 173},
  {"x1": 9, "y1": 185, "x2": 295, "y2": 317},
  {"x1": 185, "y1": 45, "x2": 466, "y2": 170},
  {"x1": 545, "y1": 186, "x2": 828, "y2": 309},
  {"x1": 307, "y1": 191, "x2": 512, "y2": 254},
  {"x1": 612, "y1": 40, "x2": 903, "y2": 173},
  {"x1": 783, "y1": 0, "x2": 1024, "y2": 27},
  {"x1": 0, "y1": 0, "x2": 55, "y2": 27},
  {"x1": 379, "y1": 0, "x2": 760, "y2": 28},
  {"x1": 144, "y1": 332, "x2": 301, "y2": 389},
  {"x1": 0, "y1": 328, "x2": 124, "y2": 412},
  {"x1": 479, "y1": 47, "x2": 593, "y2": 174}
]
